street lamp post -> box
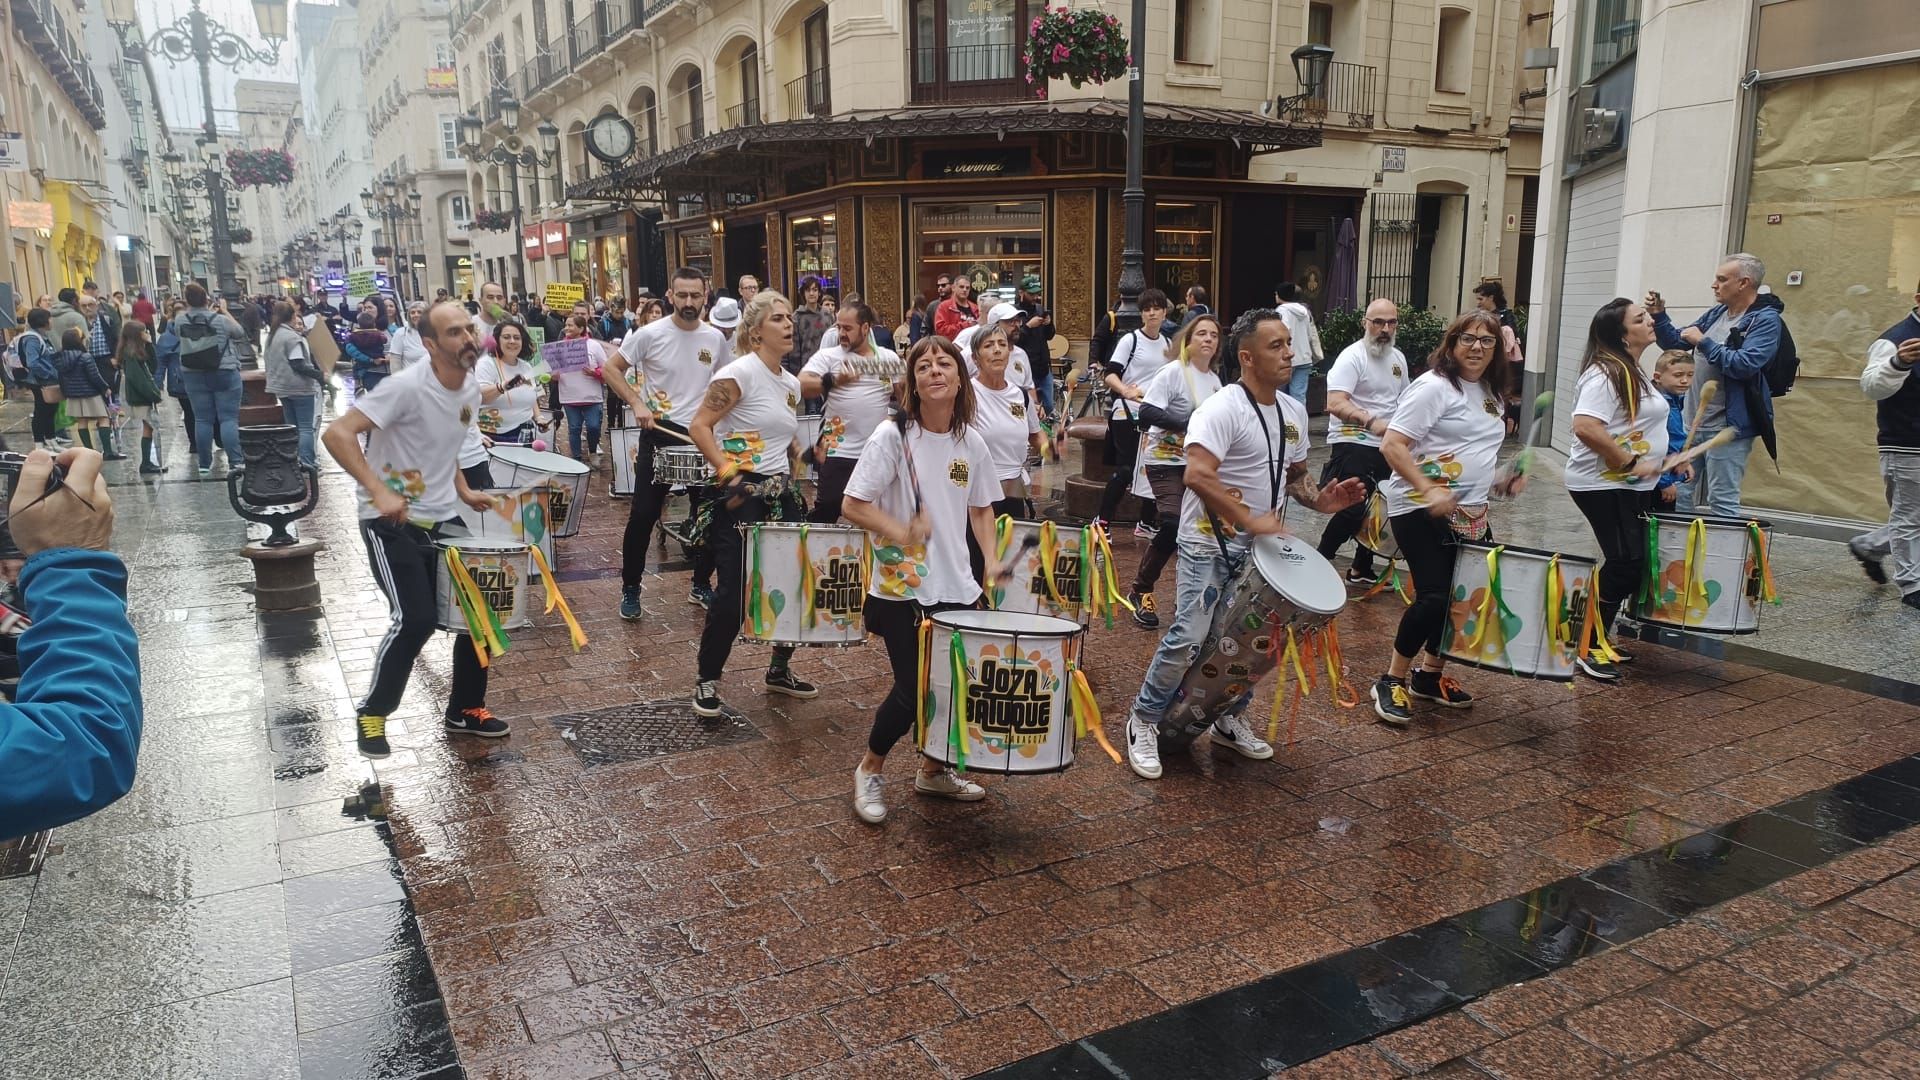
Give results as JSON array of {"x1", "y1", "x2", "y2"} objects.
[
  {"x1": 133, "y1": 0, "x2": 289, "y2": 302},
  {"x1": 361, "y1": 181, "x2": 424, "y2": 303},
  {"x1": 459, "y1": 94, "x2": 560, "y2": 300},
  {"x1": 320, "y1": 211, "x2": 364, "y2": 299},
  {"x1": 1112, "y1": 0, "x2": 1149, "y2": 337}
]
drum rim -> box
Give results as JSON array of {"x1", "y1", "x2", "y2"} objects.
[
  {"x1": 1450, "y1": 539, "x2": 1601, "y2": 566},
  {"x1": 931, "y1": 608, "x2": 1084, "y2": 637},
  {"x1": 740, "y1": 522, "x2": 866, "y2": 535},
  {"x1": 1432, "y1": 649, "x2": 1578, "y2": 683},
  {"x1": 1646, "y1": 512, "x2": 1774, "y2": 530},
  {"x1": 1636, "y1": 613, "x2": 1763, "y2": 635},
  {"x1": 491, "y1": 445, "x2": 591, "y2": 475},
  {"x1": 737, "y1": 633, "x2": 867, "y2": 647},
  {"x1": 434, "y1": 536, "x2": 530, "y2": 553}
]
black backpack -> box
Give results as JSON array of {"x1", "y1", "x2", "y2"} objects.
[
  {"x1": 177, "y1": 312, "x2": 225, "y2": 371},
  {"x1": 1727, "y1": 308, "x2": 1798, "y2": 398}
]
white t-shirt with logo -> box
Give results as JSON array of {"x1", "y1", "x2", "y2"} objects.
[
  {"x1": 1177, "y1": 387, "x2": 1310, "y2": 551},
  {"x1": 1380, "y1": 371, "x2": 1507, "y2": 516},
  {"x1": 960, "y1": 333, "x2": 1036, "y2": 391},
  {"x1": 474, "y1": 355, "x2": 540, "y2": 434},
  {"x1": 971, "y1": 377, "x2": 1041, "y2": 482},
  {"x1": 844, "y1": 421, "x2": 998, "y2": 605},
  {"x1": 800, "y1": 344, "x2": 898, "y2": 459},
  {"x1": 1324, "y1": 340, "x2": 1411, "y2": 446},
  {"x1": 1139, "y1": 361, "x2": 1222, "y2": 466},
  {"x1": 352, "y1": 359, "x2": 481, "y2": 522},
  {"x1": 1107, "y1": 330, "x2": 1173, "y2": 418},
  {"x1": 1565, "y1": 365, "x2": 1671, "y2": 492},
  {"x1": 708, "y1": 355, "x2": 801, "y2": 477},
  {"x1": 619, "y1": 317, "x2": 727, "y2": 427}
]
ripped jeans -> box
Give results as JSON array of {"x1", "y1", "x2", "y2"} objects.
[{"x1": 1132, "y1": 538, "x2": 1239, "y2": 721}]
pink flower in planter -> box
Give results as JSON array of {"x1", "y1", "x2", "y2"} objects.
[{"x1": 1052, "y1": 42, "x2": 1070, "y2": 62}]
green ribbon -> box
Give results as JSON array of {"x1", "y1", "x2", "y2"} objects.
[
  {"x1": 746, "y1": 524, "x2": 771, "y2": 638},
  {"x1": 947, "y1": 629, "x2": 969, "y2": 773},
  {"x1": 1642, "y1": 517, "x2": 1661, "y2": 608}
]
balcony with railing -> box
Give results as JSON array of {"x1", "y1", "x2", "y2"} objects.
[
  {"x1": 569, "y1": 7, "x2": 604, "y2": 65},
  {"x1": 1280, "y1": 59, "x2": 1376, "y2": 129},
  {"x1": 909, "y1": 44, "x2": 1034, "y2": 105},
  {"x1": 11, "y1": 0, "x2": 107, "y2": 128},
  {"x1": 784, "y1": 69, "x2": 829, "y2": 119},
  {"x1": 723, "y1": 98, "x2": 762, "y2": 129}
]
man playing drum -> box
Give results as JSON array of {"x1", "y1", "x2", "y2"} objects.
[
  {"x1": 800, "y1": 302, "x2": 900, "y2": 524},
  {"x1": 610, "y1": 267, "x2": 730, "y2": 618},
  {"x1": 1123, "y1": 309, "x2": 1366, "y2": 779},
  {"x1": 321, "y1": 300, "x2": 511, "y2": 758},
  {"x1": 1316, "y1": 299, "x2": 1410, "y2": 585}
]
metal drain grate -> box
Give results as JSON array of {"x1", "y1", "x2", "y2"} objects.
[
  {"x1": 0, "y1": 831, "x2": 50, "y2": 879},
  {"x1": 552, "y1": 699, "x2": 764, "y2": 766}
]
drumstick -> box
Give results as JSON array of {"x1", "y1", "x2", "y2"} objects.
[
  {"x1": 989, "y1": 536, "x2": 1041, "y2": 584},
  {"x1": 1660, "y1": 427, "x2": 1736, "y2": 472},
  {"x1": 1680, "y1": 380, "x2": 1718, "y2": 454}
]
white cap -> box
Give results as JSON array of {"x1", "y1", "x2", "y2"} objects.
[
  {"x1": 987, "y1": 302, "x2": 1021, "y2": 326},
  {"x1": 709, "y1": 296, "x2": 742, "y2": 328}
]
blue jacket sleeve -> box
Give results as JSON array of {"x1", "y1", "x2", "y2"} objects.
[
  {"x1": 0, "y1": 550, "x2": 142, "y2": 835},
  {"x1": 1698, "y1": 309, "x2": 1781, "y2": 380},
  {"x1": 1651, "y1": 309, "x2": 1715, "y2": 353}
]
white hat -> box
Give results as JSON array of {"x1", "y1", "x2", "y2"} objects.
[
  {"x1": 709, "y1": 296, "x2": 742, "y2": 328},
  {"x1": 987, "y1": 301, "x2": 1021, "y2": 326}
]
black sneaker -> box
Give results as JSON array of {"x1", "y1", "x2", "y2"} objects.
[
  {"x1": 1345, "y1": 566, "x2": 1376, "y2": 586},
  {"x1": 619, "y1": 585, "x2": 642, "y2": 621},
  {"x1": 693, "y1": 680, "x2": 726, "y2": 717},
  {"x1": 355, "y1": 715, "x2": 391, "y2": 759},
  {"x1": 765, "y1": 668, "x2": 818, "y2": 699},
  {"x1": 1409, "y1": 669, "x2": 1474, "y2": 708},
  {"x1": 445, "y1": 707, "x2": 511, "y2": 737},
  {"x1": 1129, "y1": 591, "x2": 1159, "y2": 629},
  {"x1": 1576, "y1": 654, "x2": 1622, "y2": 682},
  {"x1": 688, "y1": 584, "x2": 715, "y2": 609},
  {"x1": 1370, "y1": 677, "x2": 1412, "y2": 727},
  {"x1": 1852, "y1": 540, "x2": 1889, "y2": 585}
]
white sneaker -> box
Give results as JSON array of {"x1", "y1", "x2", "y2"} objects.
[
  {"x1": 914, "y1": 767, "x2": 986, "y2": 801},
  {"x1": 853, "y1": 765, "x2": 887, "y2": 824},
  {"x1": 1210, "y1": 712, "x2": 1275, "y2": 760},
  {"x1": 1126, "y1": 711, "x2": 1163, "y2": 779},
  {"x1": 591, "y1": 450, "x2": 602, "y2": 469}
]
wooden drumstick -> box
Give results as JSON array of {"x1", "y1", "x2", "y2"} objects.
[
  {"x1": 1680, "y1": 380, "x2": 1718, "y2": 455},
  {"x1": 990, "y1": 536, "x2": 1041, "y2": 585},
  {"x1": 648, "y1": 424, "x2": 696, "y2": 445},
  {"x1": 1660, "y1": 428, "x2": 1736, "y2": 472}
]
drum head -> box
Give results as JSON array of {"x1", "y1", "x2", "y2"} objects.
[
  {"x1": 933, "y1": 609, "x2": 1082, "y2": 637},
  {"x1": 435, "y1": 536, "x2": 528, "y2": 554},
  {"x1": 492, "y1": 445, "x2": 590, "y2": 476},
  {"x1": 1249, "y1": 535, "x2": 1345, "y2": 615}
]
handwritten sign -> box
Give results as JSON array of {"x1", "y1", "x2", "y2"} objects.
[
  {"x1": 346, "y1": 266, "x2": 380, "y2": 299},
  {"x1": 543, "y1": 282, "x2": 585, "y2": 310},
  {"x1": 542, "y1": 335, "x2": 594, "y2": 375}
]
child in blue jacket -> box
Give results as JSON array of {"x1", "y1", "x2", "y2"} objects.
[{"x1": 1653, "y1": 350, "x2": 1694, "y2": 506}]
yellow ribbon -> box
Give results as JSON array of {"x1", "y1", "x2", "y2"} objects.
[
  {"x1": 799, "y1": 524, "x2": 817, "y2": 630},
  {"x1": 1037, "y1": 521, "x2": 1070, "y2": 608},
  {"x1": 1086, "y1": 524, "x2": 1135, "y2": 626},
  {"x1": 1465, "y1": 546, "x2": 1506, "y2": 654},
  {"x1": 443, "y1": 546, "x2": 509, "y2": 668},
  {"x1": 1581, "y1": 577, "x2": 1623, "y2": 665},
  {"x1": 914, "y1": 618, "x2": 931, "y2": 749},
  {"x1": 526, "y1": 543, "x2": 587, "y2": 651},
  {"x1": 990, "y1": 515, "x2": 1014, "y2": 610},
  {"x1": 1264, "y1": 626, "x2": 1310, "y2": 745},
  {"x1": 1747, "y1": 521, "x2": 1780, "y2": 605},
  {"x1": 1681, "y1": 518, "x2": 1711, "y2": 626},
  {"x1": 1546, "y1": 555, "x2": 1573, "y2": 658}
]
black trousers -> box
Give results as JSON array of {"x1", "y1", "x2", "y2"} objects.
[
  {"x1": 866, "y1": 596, "x2": 975, "y2": 757},
  {"x1": 964, "y1": 495, "x2": 1029, "y2": 582},
  {"x1": 1316, "y1": 443, "x2": 1392, "y2": 574},
  {"x1": 29, "y1": 385, "x2": 58, "y2": 442},
  {"x1": 1132, "y1": 464, "x2": 1184, "y2": 593},
  {"x1": 808, "y1": 455, "x2": 858, "y2": 524},
  {"x1": 697, "y1": 481, "x2": 802, "y2": 682},
  {"x1": 461, "y1": 462, "x2": 494, "y2": 491},
  {"x1": 174, "y1": 392, "x2": 196, "y2": 453},
  {"x1": 1098, "y1": 417, "x2": 1153, "y2": 522},
  {"x1": 1570, "y1": 487, "x2": 1652, "y2": 629},
  {"x1": 359, "y1": 518, "x2": 487, "y2": 718},
  {"x1": 1388, "y1": 510, "x2": 1490, "y2": 662},
  {"x1": 621, "y1": 422, "x2": 695, "y2": 590}
]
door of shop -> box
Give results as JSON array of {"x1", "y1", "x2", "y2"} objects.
[{"x1": 1226, "y1": 193, "x2": 1289, "y2": 318}]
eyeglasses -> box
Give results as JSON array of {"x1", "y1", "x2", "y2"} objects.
[
  {"x1": 1367, "y1": 318, "x2": 1398, "y2": 328},
  {"x1": 1457, "y1": 334, "x2": 1499, "y2": 350}
]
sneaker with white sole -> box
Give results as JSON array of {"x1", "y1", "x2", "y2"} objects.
[
  {"x1": 1134, "y1": 521, "x2": 1158, "y2": 540},
  {"x1": 1409, "y1": 669, "x2": 1474, "y2": 708},
  {"x1": 1576, "y1": 654, "x2": 1622, "y2": 682},
  {"x1": 355, "y1": 714, "x2": 391, "y2": 759},
  {"x1": 914, "y1": 768, "x2": 986, "y2": 801},
  {"x1": 1371, "y1": 676, "x2": 1412, "y2": 727},
  {"x1": 693, "y1": 680, "x2": 726, "y2": 717},
  {"x1": 1125, "y1": 711, "x2": 1163, "y2": 779},
  {"x1": 444, "y1": 706, "x2": 512, "y2": 737},
  {"x1": 1210, "y1": 712, "x2": 1275, "y2": 760},
  {"x1": 1129, "y1": 591, "x2": 1159, "y2": 629},
  {"x1": 853, "y1": 765, "x2": 887, "y2": 824},
  {"x1": 764, "y1": 667, "x2": 817, "y2": 699}
]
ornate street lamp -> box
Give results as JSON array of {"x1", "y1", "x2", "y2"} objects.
[{"x1": 458, "y1": 92, "x2": 561, "y2": 298}]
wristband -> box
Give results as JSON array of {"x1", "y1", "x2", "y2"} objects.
[{"x1": 821, "y1": 372, "x2": 836, "y2": 394}]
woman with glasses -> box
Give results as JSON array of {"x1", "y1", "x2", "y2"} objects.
[{"x1": 1370, "y1": 310, "x2": 1518, "y2": 727}]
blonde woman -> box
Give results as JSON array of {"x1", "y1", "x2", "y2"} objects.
[{"x1": 1126, "y1": 313, "x2": 1223, "y2": 627}]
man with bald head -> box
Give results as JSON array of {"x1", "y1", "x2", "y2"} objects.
[{"x1": 1316, "y1": 298, "x2": 1410, "y2": 584}]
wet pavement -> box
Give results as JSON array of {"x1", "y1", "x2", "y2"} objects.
[{"x1": 2, "y1": 394, "x2": 1919, "y2": 1079}]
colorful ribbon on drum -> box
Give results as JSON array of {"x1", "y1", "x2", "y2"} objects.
[
  {"x1": 947, "y1": 628, "x2": 970, "y2": 773},
  {"x1": 1678, "y1": 518, "x2": 1712, "y2": 626},
  {"x1": 443, "y1": 546, "x2": 511, "y2": 668},
  {"x1": 798, "y1": 524, "x2": 818, "y2": 631},
  {"x1": 745, "y1": 524, "x2": 775, "y2": 637},
  {"x1": 1465, "y1": 546, "x2": 1519, "y2": 664},
  {"x1": 527, "y1": 544, "x2": 588, "y2": 651},
  {"x1": 990, "y1": 515, "x2": 1016, "y2": 610},
  {"x1": 1747, "y1": 521, "x2": 1780, "y2": 606},
  {"x1": 1082, "y1": 523, "x2": 1134, "y2": 628}
]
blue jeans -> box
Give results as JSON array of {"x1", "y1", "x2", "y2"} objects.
[
  {"x1": 1035, "y1": 369, "x2": 1057, "y2": 418},
  {"x1": 1132, "y1": 539, "x2": 1236, "y2": 721},
  {"x1": 563, "y1": 402, "x2": 604, "y2": 458},
  {"x1": 280, "y1": 393, "x2": 318, "y2": 467},
  {"x1": 1676, "y1": 427, "x2": 1753, "y2": 517},
  {"x1": 1286, "y1": 365, "x2": 1312, "y2": 404},
  {"x1": 182, "y1": 368, "x2": 242, "y2": 470}
]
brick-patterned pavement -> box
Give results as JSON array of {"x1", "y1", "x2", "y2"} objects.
[{"x1": 345, "y1": 460, "x2": 1920, "y2": 1078}]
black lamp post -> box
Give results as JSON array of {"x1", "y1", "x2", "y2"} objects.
[
  {"x1": 459, "y1": 94, "x2": 560, "y2": 300},
  {"x1": 361, "y1": 181, "x2": 423, "y2": 302},
  {"x1": 1111, "y1": 0, "x2": 1149, "y2": 337},
  {"x1": 320, "y1": 210, "x2": 363, "y2": 297}
]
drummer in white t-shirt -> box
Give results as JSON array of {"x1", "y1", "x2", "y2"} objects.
[
  {"x1": 799, "y1": 301, "x2": 900, "y2": 523},
  {"x1": 841, "y1": 336, "x2": 1003, "y2": 824},
  {"x1": 967, "y1": 322, "x2": 1044, "y2": 518},
  {"x1": 1123, "y1": 310, "x2": 1366, "y2": 780},
  {"x1": 1369, "y1": 310, "x2": 1524, "y2": 728},
  {"x1": 1316, "y1": 299, "x2": 1411, "y2": 584},
  {"x1": 1125, "y1": 314, "x2": 1223, "y2": 629}
]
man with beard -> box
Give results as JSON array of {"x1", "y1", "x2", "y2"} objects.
[
  {"x1": 609, "y1": 267, "x2": 731, "y2": 618},
  {"x1": 801, "y1": 302, "x2": 900, "y2": 523},
  {"x1": 1315, "y1": 298, "x2": 1409, "y2": 585},
  {"x1": 322, "y1": 300, "x2": 510, "y2": 759},
  {"x1": 473, "y1": 281, "x2": 508, "y2": 342}
]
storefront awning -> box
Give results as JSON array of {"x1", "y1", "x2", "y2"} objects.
[{"x1": 569, "y1": 98, "x2": 1323, "y2": 205}]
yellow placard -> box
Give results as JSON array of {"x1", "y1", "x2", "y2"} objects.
[{"x1": 543, "y1": 282, "x2": 585, "y2": 310}]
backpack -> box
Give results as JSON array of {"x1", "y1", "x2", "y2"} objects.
[
  {"x1": 6, "y1": 330, "x2": 47, "y2": 382},
  {"x1": 177, "y1": 311, "x2": 226, "y2": 371},
  {"x1": 1726, "y1": 313, "x2": 1799, "y2": 397}
]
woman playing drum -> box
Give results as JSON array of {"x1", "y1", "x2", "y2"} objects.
[
  {"x1": 841, "y1": 336, "x2": 1004, "y2": 824},
  {"x1": 969, "y1": 322, "x2": 1045, "y2": 520},
  {"x1": 1370, "y1": 310, "x2": 1521, "y2": 727},
  {"x1": 1126, "y1": 313, "x2": 1223, "y2": 629},
  {"x1": 1565, "y1": 298, "x2": 1667, "y2": 680},
  {"x1": 475, "y1": 318, "x2": 544, "y2": 446}
]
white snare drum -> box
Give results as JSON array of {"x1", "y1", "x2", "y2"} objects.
[
  {"x1": 919, "y1": 609, "x2": 1086, "y2": 775},
  {"x1": 1168, "y1": 536, "x2": 1346, "y2": 732},
  {"x1": 1641, "y1": 514, "x2": 1774, "y2": 635},
  {"x1": 610, "y1": 426, "x2": 644, "y2": 496},
  {"x1": 434, "y1": 537, "x2": 531, "y2": 632},
  {"x1": 1440, "y1": 543, "x2": 1598, "y2": 682},
  {"x1": 990, "y1": 519, "x2": 1090, "y2": 624},
  {"x1": 458, "y1": 487, "x2": 555, "y2": 576},
  {"x1": 1357, "y1": 490, "x2": 1400, "y2": 562},
  {"x1": 736, "y1": 522, "x2": 868, "y2": 647},
  {"x1": 653, "y1": 445, "x2": 715, "y2": 486},
  {"x1": 490, "y1": 445, "x2": 591, "y2": 538},
  {"x1": 796, "y1": 413, "x2": 823, "y2": 482}
]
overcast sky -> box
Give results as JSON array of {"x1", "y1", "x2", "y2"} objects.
[{"x1": 146, "y1": 0, "x2": 310, "y2": 139}]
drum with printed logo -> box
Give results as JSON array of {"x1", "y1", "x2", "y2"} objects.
[
  {"x1": 490, "y1": 445, "x2": 591, "y2": 538},
  {"x1": 610, "y1": 426, "x2": 644, "y2": 496},
  {"x1": 652, "y1": 445, "x2": 715, "y2": 486},
  {"x1": 1439, "y1": 542, "x2": 1599, "y2": 681},
  {"x1": 735, "y1": 522, "x2": 869, "y2": 647},
  {"x1": 796, "y1": 413, "x2": 823, "y2": 482},
  {"x1": 1165, "y1": 535, "x2": 1345, "y2": 735},
  {"x1": 1639, "y1": 514, "x2": 1774, "y2": 635},
  {"x1": 458, "y1": 487, "x2": 555, "y2": 578},
  {"x1": 918, "y1": 610, "x2": 1087, "y2": 775},
  {"x1": 989, "y1": 518, "x2": 1091, "y2": 624},
  {"x1": 433, "y1": 537, "x2": 531, "y2": 632}
]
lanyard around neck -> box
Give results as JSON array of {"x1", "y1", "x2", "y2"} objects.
[{"x1": 1238, "y1": 383, "x2": 1283, "y2": 510}]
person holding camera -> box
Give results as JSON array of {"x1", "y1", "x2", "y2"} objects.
[
  {"x1": 1014, "y1": 276, "x2": 1056, "y2": 421},
  {"x1": 0, "y1": 447, "x2": 142, "y2": 834}
]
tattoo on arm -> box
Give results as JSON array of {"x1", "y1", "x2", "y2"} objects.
[
  {"x1": 1284, "y1": 462, "x2": 1320, "y2": 505},
  {"x1": 702, "y1": 379, "x2": 739, "y2": 415}
]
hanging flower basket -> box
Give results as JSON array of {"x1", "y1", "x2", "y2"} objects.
[
  {"x1": 371, "y1": 245, "x2": 394, "y2": 258},
  {"x1": 228, "y1": 227, "x2": 254, "y2": 244},
  {"x1": 226, "y1": 149, "x2": 295, "y2": 189},
  {"x1": 1021, "y1": 7, "x2": 1128, "y2": 93},
  {"x1": 472, "y1": 209, "x2": 515, "y2": 232}
]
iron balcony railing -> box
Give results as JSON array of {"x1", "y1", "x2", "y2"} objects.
[
  {"x1": 724, "y1": 98, "x2": 762, "y2": 128},
  {"x1": 10, "y1": 0, "x2": 107, "y2": 128},
  {"x1": 570, "y1": 7, "x2": 604, "y2": 65},
  {"x1": 909, "y1": 44, "x2": 1032, "y2": 105},
  {"x1": 784, "y1": 69, "x2": 829, "y2": 118},
  {"x1": 1281, "y1": 58, "x2": 1376, "y2": 129}
]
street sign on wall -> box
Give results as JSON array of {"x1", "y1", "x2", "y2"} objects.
[{"x1": 0, "y1": 133, "x2": 26, "y2": 172}]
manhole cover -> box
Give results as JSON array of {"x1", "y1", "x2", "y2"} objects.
[
  {"x1": 552, "y1": 699, "x2": 763, "y2": 766},
  {"x1": 0, "y1": 832, "x2": 51, "y2": 879}
]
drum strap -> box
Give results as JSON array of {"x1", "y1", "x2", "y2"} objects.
[{"x1": 1203, "y1": 385, "x2": 1286, "y2": 566}]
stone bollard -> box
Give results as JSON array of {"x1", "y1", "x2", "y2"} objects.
[
  {"x1": 239, "y1": 370, "x2": 281, "y2": 428},
  {"x1": 1062, "y1": 414, "x2": 1143, "y2": 523},
  {"x1": 229, "y1": 424, "x2": 325, "y2": 611}
]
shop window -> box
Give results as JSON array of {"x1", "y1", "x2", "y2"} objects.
[
  {"x1": 1174, "y1": 0, "x2": 1218, "y2": 66},
  {"x1": 910, "y1": 0, "x2": 1036, "y2": 103},
  {"x1": 789, "y1": 211, "x2": 839, "y2": 296},
  {"x1": 913, "y1": 199, "x2": 1043, "y2": 303},
  {"x1": 1582, "y1": 0, "x2": 1640, "y2": 81},
  {"x1": 679, "y1": 229, "x2": 713, "y2": 282},
  {"x1": 449, "y1": 195, "x2": 471, "y2": 226},
  {"x1": 1151, "y1": 201, "x2": 1217, "y2": 307},
  {"x1": 1434, "y1": 6, "x2": 1472, "y2": 95}
]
